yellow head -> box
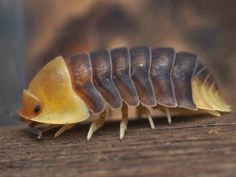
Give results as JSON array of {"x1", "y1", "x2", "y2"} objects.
[{"x1": 18, "y1": 56, "x2": 89, "y2": 124}]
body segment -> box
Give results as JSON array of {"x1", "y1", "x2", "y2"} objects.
[
  {"x1": 90, "y1": 50, "x2": 122, "y2": 110},
  {"x1": 171, "y1": 52, "x2": 197, "y2": 110},
  {"x1": 151, "y1": 48, "x2": 177, "y2": 107},
  {"x1": 65, "y1": 53, "x2": 105, "y2": 114},
  {"x1": 110, "y1": 47, "x2": 139, "y2": 106},
  {"x1": 130, "y1": 47, "x2": 157, "y2": 107}
]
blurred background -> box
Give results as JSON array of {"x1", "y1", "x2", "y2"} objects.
[{"x1": 0, "y1": 0, "x2": 235, "y2": 126}]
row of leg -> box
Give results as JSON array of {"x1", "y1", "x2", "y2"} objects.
[
  {"x1": 86, "y1": 104, "x2": 172, "y2": 141},
  {"x1": 27, "y1": 104, "x2": 172, "y2": 139}
]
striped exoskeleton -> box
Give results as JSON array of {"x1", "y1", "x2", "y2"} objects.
[{"x1": 18, "y1": 47, "x2": 231, "y2": 140}]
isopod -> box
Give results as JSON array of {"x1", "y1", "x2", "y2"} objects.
[{"x1": 18, "y1": 47, "x2": 231, "y2": 140}]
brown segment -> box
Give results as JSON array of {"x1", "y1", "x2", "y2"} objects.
[
  {"x1": 205, "y1": 74, "x2": 215, "y2": 89},
  {"x1": 194, "y1": 61, "x2": 205, "y2": 75},
  {"x1": 151, "y1": 48, "x2": 177, "y2": 107},
  {"x1": 110, "y1": 47, "x2": 140, "y2": 106},
  {"x1": 203, "y1": 71, "x2": 220, "y2": 93},
  {"x1": 89, "y1": 50, "x2": 122, "y2": 109},
  {"x1": 172, "y1": 52, "x2": 197, "y2": 110},
  {"x1": 65, "y1": 53, "x2": 105, "y2": 114},
  {"x1": 194, "y1": 61, "x2": 209, "y2": 84},
  {"x1": 130, "y1": 47, "x2": 156, "y2": 106},
  {"x1": 65, "y1": 46, "x2": 229, "y2": 113}
]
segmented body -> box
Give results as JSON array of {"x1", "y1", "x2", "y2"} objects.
[
  {"x1": 20, "y1": 46, "x2": 231, "y2": 139},
  {"x1": 65, "y1": 46, "x2": 229, "y2": 114}
]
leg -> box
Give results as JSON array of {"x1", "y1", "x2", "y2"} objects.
[
  {"x1": 87, "y1": 110, "x2": 106, "y2": 141},
  {"x1": 137, "y1": 105, "x2": 155, "y2": 129},
  {"x1": 164, "y1": 107, "x2": 172, "y2": 124},
  {"x1": 205, "y1": 110, "x2": 221, "y2": 117},
  {"x1": 120, "y1": 104, "x2": 128, "y2": 141},
  {"x1": 26, "y1": 126, "x2": 43, "y2": 139},
  {"x1": 27, "y1": 122, "x2": 57, "y2": 139},
  {"x1": 54, "y1": 124, "x2": 76, "y2": 137}
]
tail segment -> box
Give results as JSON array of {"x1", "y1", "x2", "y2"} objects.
[{"x1": 192, "y1": 61, "x2": 231, "y2": 115}]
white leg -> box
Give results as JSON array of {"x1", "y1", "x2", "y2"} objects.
[
  {"x1": 54, "y1": 124, "x2": 75, "y2": 137},
  {"x1": 165, "y1": 107, "x2": 172, "y2": 124},
  {"x1": 87, "y1": 111, "x2": 106, "y2": 141},
  {"x1": 27, "y1": 123, "x2": 58, "y2": 139},
  {"x1": 206, "y1": 110, "x2": 221, "y2": 117},
  {"x1": 120, "y1": 104, "x2": 128, "y2": 141},
  {"x1": 137, "y1": 105, "x2": 155, "y2": 129},
  {"x1": 26, "y1": 126, "x2": 43, "y2": 139},
  {"x1": 147, "y1": 114, "x2": 155, "y2": 129}
]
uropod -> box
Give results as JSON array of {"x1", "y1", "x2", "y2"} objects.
[{"x1": 18, "y1": 47, "x2": 231, "y2": 140}]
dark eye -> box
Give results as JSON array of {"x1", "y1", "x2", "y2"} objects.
[{"x1": 34, "y1": 104, "x2": 41, "y2": 114}]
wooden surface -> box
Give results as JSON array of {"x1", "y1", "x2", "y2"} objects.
[{"x1": 0, "y1": 114, "x2": 236, "y2": 177}]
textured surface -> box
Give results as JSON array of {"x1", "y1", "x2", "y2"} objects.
[
  {"x1": 65, "y1": 47, "x2": 229, "y2": 115},
  {"x1": 0, "y1": 113, "x2": 236, "y2": 177}
]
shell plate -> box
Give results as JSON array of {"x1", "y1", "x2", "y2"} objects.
[{"x1": 65, "y1": 46, "x2": 230, "y2": 114}]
